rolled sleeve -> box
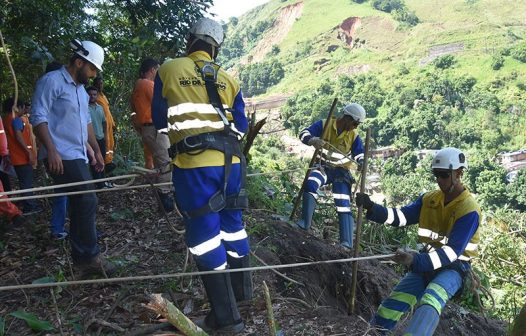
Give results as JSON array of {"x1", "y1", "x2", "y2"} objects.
[{"x1": 30, "y1": 75, "x2": 55, "y2": 127}]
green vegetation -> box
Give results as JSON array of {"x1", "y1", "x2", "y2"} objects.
[
  {"x1": 226, "y1": 0, "x2": 526, "y2": 324},
  {"x1": 238, "y1": 59, "x2": 285, "y2": 97}
]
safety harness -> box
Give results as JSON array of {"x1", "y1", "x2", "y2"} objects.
[{"x1": 168, "y1": 60, "x2": 248, "y2": 219}]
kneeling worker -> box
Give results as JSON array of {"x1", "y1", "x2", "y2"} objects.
[{"x1": 356, "y1": 147, "x2": 480, "y2": 335}]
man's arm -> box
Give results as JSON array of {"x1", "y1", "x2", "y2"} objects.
[
  {"x1": 33, "y1": 123, "x2": 62, "y2": 175},
  {"x1": 87, "y1": 123, "x2": 104, "y2": 172},
  {"x1": 12, "y1": 119, "x2": 34, "y2": 165},
  {"x1": 152, "y1": 73, "x2": 168, "y2": 131},
  {"x1": 299, "y1": 120, "x2": 323, "y2": 145}
]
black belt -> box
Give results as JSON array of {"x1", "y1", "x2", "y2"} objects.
[
  {"x1": 168, "y1": 131, "x2": 248, "y2": 218},
  {"x1": 143, "y1": 123, "x2": 154, "y2": 126}
]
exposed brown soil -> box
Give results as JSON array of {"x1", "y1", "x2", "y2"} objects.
[
  {"x1": 242, "y1": 2, "x2": 304, "y2": 65},
  {"x1": 338, "y1": 17, "x2": 362, "y2": 47},
  {"x1": 0, "y1": 184, "x2": 507, "y2": 335}
]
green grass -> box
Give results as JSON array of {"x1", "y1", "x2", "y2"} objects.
[{"x1": 225, "y1": 0, "x2": 526, "y2": 95}]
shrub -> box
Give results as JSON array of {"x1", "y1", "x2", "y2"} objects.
[
  {"x1": 510, "y1": 42, "x2": 526, "y2": 63},
  {"x1": 491, "y1": 55, "x2": 504, "y2": 70},
  {"x1": 371, "y1": 0, "x2": 404, "y2": 12},
  {"x1": 433, "y1": 55, "x2": 456, "y2": 69},
  {"x1": 392, "y1": 8, "x2": 419, "y2": 26}
]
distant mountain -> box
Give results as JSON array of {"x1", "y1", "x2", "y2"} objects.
[{"x1": 220, "y1": 0, "x2": 526, "y2": 97}]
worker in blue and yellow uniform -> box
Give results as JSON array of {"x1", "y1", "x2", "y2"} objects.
[
  {"x1": 356, "y1": 147, "x2": 481, "y2": 335},
  {"x1": 151, "y1": 18, "x2": 250, "y2": 334},
  {"x1": 297, "y1": 103, "x2": 365, "y2": 249}
]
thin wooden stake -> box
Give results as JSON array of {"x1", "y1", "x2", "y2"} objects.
[
  {"x1": 290, "y1": 97, "x2": 338, "y2": 220},
  {"x1": 263, "y1": 281, "x2": 277, "y2": 336},
  {"x1": 349, "y1": 127, "x2": 371, "y2": 314}
]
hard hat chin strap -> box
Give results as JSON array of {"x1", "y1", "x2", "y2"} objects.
[{"x1": 447, "y1": 166, "x2": 456, "y2": 194}]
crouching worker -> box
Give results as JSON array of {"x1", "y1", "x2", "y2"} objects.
[
  {"x1": 152, "y1": 18, "x2": 252, "y2": 333},
  {"x1": 297, "y1": 103, "x2": 365, "y2": 249},
  {"x1": 356, "y1": 147, "x2": 480, "y2": 335}
]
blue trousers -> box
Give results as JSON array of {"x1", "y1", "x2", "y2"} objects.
[
  {"x1": 372, "y1": 268, "x2": 464, "y2": 333},
  {"x1": 305, "y1": 167, "x2": 353, "y2": 214},
  {"x1": 50, "y1": 196, "x2": 68, "y2": 235},
  {"x1": 14, "y1": 164, "x2": 40, "y2": 212},
  {"x1": 173, "y1": 164, "x2": 250, "y2": 271},
  {"x1": 49, "y1": 159, "x2": 99, "y2": 263}
]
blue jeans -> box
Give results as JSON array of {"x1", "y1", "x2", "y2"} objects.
[
  {"x1": 14, "y1": 164, "x2": 40, "y2": 212},
  {"x1": 50, "y1": 196, "x2": 68, "y2": 235},
  {"x1": 48, "y1": 159, "x2": 99, "y2": 263}
]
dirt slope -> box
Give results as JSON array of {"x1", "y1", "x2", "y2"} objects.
[{"x1": 0, "y1": 185, "x2": 507, "y2": 335}]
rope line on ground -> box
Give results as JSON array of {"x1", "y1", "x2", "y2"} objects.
[
  {"x1": 0, "y1": 253, "x2": 395, "y2": 292},
  {"x1": 0, "y1": 166, "x2": 320, "y2": 202}
]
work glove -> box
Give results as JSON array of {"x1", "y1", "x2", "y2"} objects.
[
  {"x1": 307, "y1": 137, "x2": 326, "y2": 150},
  {"x1": 391, "y1": 248, "x2": 415, "y2": 267},
  {"x1": 355, "y1": 192, "x2": 374, "y2": 211}
]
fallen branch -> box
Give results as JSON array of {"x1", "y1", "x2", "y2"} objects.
[
  {"x1": 85, "y1": 318, "x2": 125, "y2": 333},
  {"x1": 145, "y1": 294, "x2": 208, "y2": 336}
]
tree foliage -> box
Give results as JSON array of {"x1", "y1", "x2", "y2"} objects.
[
  {"x1": 238, "y1": 60, "x2": 285, "y2": 97},
  {"x1": 0, "y1": 0, "x2": 212, "y2": 112}
]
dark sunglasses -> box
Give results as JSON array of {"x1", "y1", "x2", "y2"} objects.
[{"x1": 432, "y1": 170, "x2": 451, "y2": 179}]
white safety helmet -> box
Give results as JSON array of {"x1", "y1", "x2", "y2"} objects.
[
  {"x1": 70, "y1": 39, "x2": 104, "y2": 71},
  {"x1": 342, "y1": 103, "x2": 366, "y2": 123},
  {"x1": 188, "y1": 17, "x2": 224, "y2": 47},
  {"x1": 431, "y1": 147, "x2": 468, "y2": 170}
]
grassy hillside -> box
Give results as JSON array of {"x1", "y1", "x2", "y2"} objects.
[
  {"x1": 221, "y1": 0, "x2": 526, "y2": 95},
  {"x1": 222, "y1": 0, "x2": 526, "y2": 324}
]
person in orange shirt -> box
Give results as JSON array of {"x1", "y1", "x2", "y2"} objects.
[
  {"x1": 0, "y1": 115, "x2": 25, "y2": 226},
  {"x1": 131, "y1": 58, "x2": 174, "y2": 212},
  {"x1": 93, "y1": 76, "x2": 116, "y2": 171},
  {"x1": 2, "y1": 98, "x2": 42, "y2": 215}
]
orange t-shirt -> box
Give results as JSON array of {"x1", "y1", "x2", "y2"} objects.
[
  {"x1": 131, "y1": 78, "x2": 154, "y2": 125},
  {"x1": 2, "y1": 114, "x2": 32, "y2": 166}
]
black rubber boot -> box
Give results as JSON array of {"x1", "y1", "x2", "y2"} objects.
[
  {"x1": 227, "y1": 254, "x2": 253, "y2": 302},
  {"x1": 195, "y1": 269, "x2": 244, "y2": 334},
  {"x1": 338, "y1": 212, "x2": 354, "y2": 249},
  {"x1": 297, "y1": 192, "x2": 316, "y2": 230}
]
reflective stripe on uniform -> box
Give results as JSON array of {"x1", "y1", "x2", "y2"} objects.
[
  {"x1": 214, "y1": 262, "x2": 227, "y2": 270},
  {"x1": 333, "y1": 193, "x2": 350, "y2": 201},
  {"x1": 390, "y1": 291, "x2": 417, "y2": 307},
  {"x1": 168, "y1": 102, "x2": 230, "y2": 117},
  {"x1": 308, "y1": 176, "x2": 323, "y2": 188},
  {"x1": 441, "y1": 245, "x2": 458, "y2": 262},
  {"x1": 428, "y1": 251, "x2": 442, "y2": 269},
  {"x1": 418, "y1": 228, "x2": 439, "y2": 240},
  {"x1": 169, "y1": 119, "x2": 225, "y2": 132},
  {"x1": 189, "y1": 235, "x2": 222, "y2": 256},
  {"x1": 385, "y1": 208, "x2": 395, "y2": 224},
  {"x1": 227, "y1": 250, "x2": 243, "y2": 258},
  {"x1": 465, "y1": 242, "x2": 478, "y2": 251},
  {"x1": 396, "y1": 209, "x2": 407, "y2": 226},
  {"x1": 336, "y1": 206, "x2": 351, "y2": 212},
  {"x1": 377, "y1": 305, "x2": 404, "y2": 322},
  {"x1": 221, "y1": 229, "x2": 248, "y2": 242}
]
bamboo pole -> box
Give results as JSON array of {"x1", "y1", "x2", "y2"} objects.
[
  {"x1": 289, "y1": 97, "x2": 338, "y2": 220},
  {"x1": 263, "y1": 281, "x2": 277, "y2": 336},
  {"x1": 145, "y1": 294, "x2": 208, "y2": 336},
  {"x1": 349, "y1": 127, "x2": 371, "y2": 314}
]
